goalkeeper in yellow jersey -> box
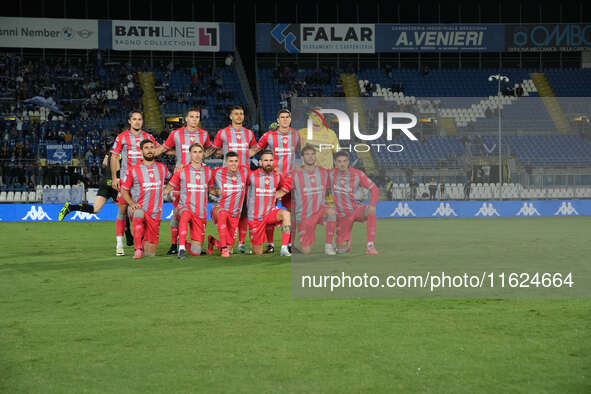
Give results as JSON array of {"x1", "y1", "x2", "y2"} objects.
[{"x1": 297, "y1": 109, "x2": 339, "y2": 169}]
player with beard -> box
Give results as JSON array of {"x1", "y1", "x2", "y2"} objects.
[
  {"x1": 291, "y1": 145, "x2": 337, "y2": 255},
  {"x1": 246, "y1": 150, "x2": 292, "y2": 256},
  {"x1": 111, "y1": 111, "x2": 159, "y2": 256},
  {"x1": 249, "y1": 109, "x2": 300, "y2": 253},
  {"x1": 154, "y1": 107, "x2": 213, "y2": 256},
  {"x1": 120, "y1": 139, "x2": 169, "y2": 259}
]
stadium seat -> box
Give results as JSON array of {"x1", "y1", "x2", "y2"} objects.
[
  {"x1": 0, "y1": 192, "x2": 6, "y2": 202},
  {"x1": 6, "y1": 192, "x2": 14, "y2": 202}
]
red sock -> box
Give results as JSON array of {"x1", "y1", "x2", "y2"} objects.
[
  {"x1": 266, "y1": 224, "x2": 275, "y2": 245},
  {"x1": 281, "y1": 229, "x2": 290, "y2": 247},
  {"x1": 170, "y1": 226, "x2": 178, "y2": 245},
  {"x1": 367, "y1": 211, "x2": 377, "y2": 243},
  {"x1": 217, "y1": 210, "x2": 229, "y2": 248},
  {"x1": 132, "y1": 217, "x2": 144, "y2": 250},
  {"x1": 115, "y1": 218, "x2": 126, "y2": 236},
  {"x1": 238, "y1": 216, "x2": 248, "y2": 244},
  {"x1": 326, "y1": 220, "x2": 336, "y2": 244},
  {"x1": 179, "y1": 211, "x2": 191, "y2": 247}
]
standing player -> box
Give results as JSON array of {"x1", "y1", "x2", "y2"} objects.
[
  {"x1": 291, "y1": 145, "x2": 337, "y2": 255},
  {"x1": 298, "y1": 108, "x2": 339, "y2": 169},
  {"x1": 330, "y1": 151, "x2": 379, "y2": 255},
  {"x1": 111, "y1": 111, "x2": 159, "y2": 256},
  {"x1": 207, "y1": 151, "x2": 249, "y2": 258},
  {"x1": 58, "y1": 152, "x2": 132, "y2": 249},
  {"x1": 212, "y1": 105, "x2": 257, "y2": 254},
  {"x1": 120, "y1": 139, "x2": 169, "y2": 259},
  {"x1": 250, "y1": 109, "x2": 300, "y2": 252},
  {"x1": 154, "y1": 107, "x2": 213, "y2": 255},
  {"x1": 164, "y1": 143, "x2": 213, "y2": 259},
  {"x1": 246, "y1": 150, "x2": 292, "y2": 256}
]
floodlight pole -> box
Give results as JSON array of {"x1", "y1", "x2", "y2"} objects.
[{"x1": 488, "y1": 74, "x2": 509, "y2": 194}]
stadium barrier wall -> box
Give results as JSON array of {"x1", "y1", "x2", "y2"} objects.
[{"x1": 0, "y1": 200, "x2": 589, "y2": 222}]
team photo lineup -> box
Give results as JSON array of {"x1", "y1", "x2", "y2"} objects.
[{"x1": 59, "y1": 106, "x2": 379, "y2": 259}]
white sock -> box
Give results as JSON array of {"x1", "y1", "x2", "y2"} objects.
[
  {"x1": 281, "y1": 245, "x2": 289, "y2": 250},
  {"x1": 179, "y1": 244, "x2": 186, "y2": 251},
  {"x1": 367, "y1": 242, "x2": 374, "y2": 247},
  {"x1": 116, "y1": 236, "x2": 123, "y2": 248},
  {"x1": 239, "y1": 243, "x2": 245, "y2": 247},
  {"x1": 325, "y1": 243, "x2": 332, "y2": 247}
]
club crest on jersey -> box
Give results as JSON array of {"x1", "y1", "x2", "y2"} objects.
[
  {"x1": 232, "y1": 176, "x2": 237, "y2": 181},
  {"x1": 340, "y1": 179, "x2": 346, "y2": 185},
  {"x1": 196, "y1": 173, "x2": 201, "y2": 180},
  {"x1": 149, "y1": 172, "x2": 155, "y2": 178},
  {"x1": 236, "y1": 134, "x2": 242, "y2": 140},
  {"x1": 283, "y1": 137, "x2": 288, "y2": 144},
  {"x1": 265, "y1": 178, "x2": 270, "y2": 185}
]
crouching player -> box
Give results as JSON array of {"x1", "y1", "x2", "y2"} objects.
[
  {"x1": 164, "y1": 143, "x2": 212, "y2": 259},
  {"x1": 120, "y1": 139, "x2": 169, "y2": 259},
  {"x1": 246, "y1": 150, "x2": 292, "y2": 256},
  {"x1": 291, "y1": 145, "x2": 337, "y2": 255},
  {"x1": 330, "y1": 151, "x2": 379, "y2": 255},
  {"x1": 207, "y1": 152, "x2": 249, "y2": 258}
]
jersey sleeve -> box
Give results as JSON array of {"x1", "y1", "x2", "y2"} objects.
[
  {"x1": 148, "y1": 132, "x2": 160, "y2": 147},
  {"x1": 278, "y1": 173, "x2": 291, "y2": 193},
  {"x1": 257, "y1": 131, "x2": 270, "y2": 149},
  {"x1": 359, "y1": 170, "x2": 379, "y2": 205},
  {"x1": 168, "y1": 170, "x2": 181, "y2": 189},
  {"x1": 120, "y1": 168, "x2": 134, "y2": 191},
  {"x1": 111, "y1": 133, "x2": 124, "y2": 154},
  {"x1": 202, "y1": 131, "x2": 212, "y2": 148},
  {"x1": 163, "y1": 130, "x2": 176, "y2": 150},
  {"x1": 207, "y1": 168, "x2": 215, "y2": 187},
  {"x1": 212, "y1": 129, "x2": 223, "y2": 149}
]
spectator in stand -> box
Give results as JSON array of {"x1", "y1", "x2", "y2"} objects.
[{"x1": 428, "y1": 178, "x2": 438, "y2": 200}]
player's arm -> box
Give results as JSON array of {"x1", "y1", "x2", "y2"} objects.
[
  {"x1": 110, "y1": 152, "x2": 121, "y2": 190},
  {"x1": 360, "y1": 172, "x2": 379, "y2": 205},
  {"x1": 120, "y1": 173, "x2": 140, "y2": 210},
  {"x1": 249, "y1": 131, "x2": 268, "y2": 157},
  {"x1": 155, "y1": 131, "x2": 174, "y2": 157},
  {"x1": 164, "y1": 171, "x2": 180, "y2": 195},
  {"x1": 102, "y1": 153, "x2": 109, "y2": 168},
  {"x1": 276, "y1": 173, "x2": 291, "y2": 199}
]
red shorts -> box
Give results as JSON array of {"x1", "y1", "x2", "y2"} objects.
[
  {"x1": 297, "y1": 206, "x2": 328, "y2": 247},
  {"x1": 139, "y1": 215, "x2": 161, "y2": 245},
  {"x1": 336, "y1": 205, "x2": 367, "y2": 244},
  {"x1": 212, "y1": 207, "x2": 240, "y2": 245},
  {"x1": 180, "y1": 208, "x2": 207, "y2": 242},
  {"x1": 280, "y1": 192, "x2": 292, "y2": 211},
  {"x1": 248, "y1": 208, "x2": 281, "y2": 246}
]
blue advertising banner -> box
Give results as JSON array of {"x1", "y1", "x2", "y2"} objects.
[
  {"x1": 0, "y1": 200, "x2": 589, "y2": 222},
  {"x1": 46, "y1": 143, "x2": 73, "y2": 165},
  {"x1": 376, "y1": 24, "x2": 506, "y2": 52},
  {"x1": 505, "y1": 24, "x2": 591, "y2": 52}
]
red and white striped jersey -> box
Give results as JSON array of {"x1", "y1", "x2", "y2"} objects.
[
  {"x1": 329, "y1": 168, "x2": 378, "y2": 218},
  {"x1": 246, "y1": 168, "x2": 291, "y2": 221},
  {"x1": 163, "y1": 126, "x2": 211, "y2": 167},
  {"x1": 168, "y1": 164, "x2": 213, "y2": 220},
  {"x1": 212, "y1": 126, "x2": 256, "y2": 167},
  {"x1": 291, "y1": 166, "x2": 330, "y2": 222},
  {"x1": 256, "y1": 128, "x2": 300, "y2": 176},
  {"x1": 212, "y1": 165, "x2": 249, "y2": 218},
  {"x1": 111, "y1": 129, "x2": 159, "y2": 182},
  {"x1": 121, "y1": 162, "x2": 169, "y2": 219}
]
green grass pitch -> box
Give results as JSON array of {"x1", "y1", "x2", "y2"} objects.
[{"x1": 1, "y1": 218, "x2": 590, "y2": 393}]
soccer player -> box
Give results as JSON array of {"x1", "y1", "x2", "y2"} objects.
[
  {"x1": 330, "y1": 151, "x2": 379, "y2": 255},
  {"x1": 58, "y1": 152, "x2": 132, "y2": 248},
  {"x1": 154, "y1": 107, "x2": 213, "y2": 255},
  {"x1": 208, "y1": 151, "x2": 249, "y2": 258},
  {"x1": 164, "y1": 143, "x2": 213, "y2": 259},
  {"x1": 250, "y1": 109, "x2": 300, "y2": 252},
  {"x1": 120, "y1": 139, "x2": 169, "y2": 259},
  {"x1": 291, "y1": 145, "x2": 337, "y2": 255},
  {"x1": 246, "y1": 150, "x2": 292, "y2": 256},
  {"x1": 111, "y1": 111, "x2": 159, "y2": 256},
  {"x1": 298, "y1": 108, "x2": 339, "y2": 169},
  {"x1": 211, "y1": 105, "x2": 256, "y2": 254}
]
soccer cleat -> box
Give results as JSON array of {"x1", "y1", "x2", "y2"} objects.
[
  {"x1": 238, "y1": 244, "x2": 247, "y2": 254},
  {"x1": 221, "y1": 247, "x2": 230, "y2": 258},
  {"x1": 116, "y1": 247, "x2": 125, "y2": 256},
  {"x1": 264, "y1": 244, "x2": 275, "y2": 254},
  {"x1": 346, "y1": 240, "x2": 352, "y2": 252},
  {"x1": 324, "y1": 244, "x2": 337, "y2": 255},
  {"x1": 288, "y1": 245, "x2": 302, "y2": 254},
  {"x1": 133, "y1": 249, "x2": 143, "y2": 259},
  {"x1": 207, "y1": 236, "x2": 217, "y2": 255},
  {"x1": 178, "y1": 248, "x2": 187, "y2": 260},
  {"x1": 167, "y1": 244, "x2": 178, "y2": 255},
  {"x1": 58, "y1": 201, "x2": 71, "y2": 221},
  {"x1": 366, "y1": 245, "x2": 379, "y2": 255},
  {"x1": 279, "y1": 246, "x2": 291, "y2": 257}
]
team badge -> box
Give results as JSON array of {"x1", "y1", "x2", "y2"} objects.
[
  {"x1": 149, "y1": 172, "x2": 155, "y2": 179},
  {"x1": 232, "y1": 176, "x2": 237, "y2": 181},
  {"x1": 196, "y1": 173, "x2": 201, "y2": 181},
  {"x1": 236, "y1": 134, "x2": 242, "y2": 140},
  {"x1": 283, "y1": 137, "x2": 288, "y2": 144},
  {"x1": 265, "y1": 178, "x2": 270, "y2": 185}
]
